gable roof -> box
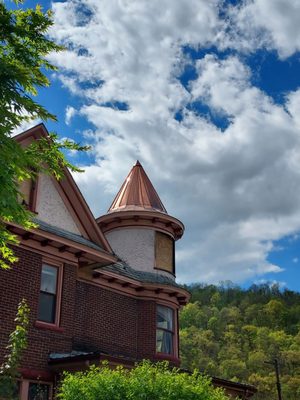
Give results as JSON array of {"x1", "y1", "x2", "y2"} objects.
[
  {"x1": 15, "y1": 123, "x2": 113, "y2": 253},
  {"x1": 108, "y1": 160, "x2": 167, "y2": 213}
]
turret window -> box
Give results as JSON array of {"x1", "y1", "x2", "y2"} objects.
[
  {"x1": 156, "y1": 305, "x2": 174, "y2": 354},
  {"x1": 155, "y1": 232, "x2": 175, "y2": 274}
]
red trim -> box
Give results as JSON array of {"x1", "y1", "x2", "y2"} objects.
[
  {"x1": 29, "y1": 174, "x2": 39, "y2": 213},
  {"x1": 34, "y1": 320, "x2": 64, "y2": 333},
  {"x1": 97, "y1": 210, "x2": 184, "y2": 241},
  {"x1": 8, "y1": 221, "x2": 117, "y2": 265},
  {"x1": 80, "y1": 271, "x2": 190, "y2": 306},
  {"x1": 14, "y1": 123, "x2": 113, "y2": 253},
  {"x1": 19, "y1": 368, "x2": 53, "y2": 381},
  {"x1": 153, "y1": 353, "x2": 180, "y2": 364}
]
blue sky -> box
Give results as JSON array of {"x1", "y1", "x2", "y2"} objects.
[{"x1": 14, "y1": 0, "x2": 300, "y2": 291}]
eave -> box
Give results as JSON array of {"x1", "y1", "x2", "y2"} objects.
[
  {"x1": 7, "y1": 222, "x2": 117, "y2": 269},
  {"x1": 97, "y1": 210, "x2": 184, "y2": 240},
  {"x1": 84, "y1": 268, "x2": 190, "y2": 306},
  {"x1": 14, "y1": 123, "x2": 113, "y2": 253}
]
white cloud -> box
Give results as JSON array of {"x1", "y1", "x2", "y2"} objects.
[
  {"x1": 229, "y1": 0, "x2": 300, "y2": 58},
  {"x1": 65, "y1": 106, "x2": 77, "y2": 125},
  {"x1": 49, "y1": 0, "x2": 300, "y2": 284}
]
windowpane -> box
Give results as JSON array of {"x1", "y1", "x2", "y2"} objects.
[
  {"x1": 157, "y1": 305, "x2": 173, "y2": 330},
  {"x1": 40, "y1": 265, "x2": 57, "y2": 294},
  {"x1": 156, "y1": 305, "x2": 174, "y2": 355},
  {"x1": 38, "y1": 292, "x2": 56, "y2": 323},
  {"x1": 156, "y1": 330, "x2": 173, "y2": 354},
  {"x1": 28, "y1": 383, "x2": 49, "y2": 400}
]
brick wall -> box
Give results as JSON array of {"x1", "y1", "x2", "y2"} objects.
[
  {"x1": 74, "y1": 281, "x2": 157, "y2": 360},
  {"x1": 0, "y1": 247, "x2": 75, "y2": 372},
  {"x1": 137, "y1": 300, "x2": 156, "y2": 359},
  {"x1": 0, "y1": 247, "x2": 159, "y2": 376}
]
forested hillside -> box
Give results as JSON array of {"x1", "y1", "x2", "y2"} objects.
[{"x1": 179, "y1": 283, "x2": 300, "y2": 399}]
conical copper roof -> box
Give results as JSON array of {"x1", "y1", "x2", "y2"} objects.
[{"x1": 108, "y1": 161, "x2": 167, "y2": 213}]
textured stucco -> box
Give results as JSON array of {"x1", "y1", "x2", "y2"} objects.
[
  {"x1": 106, "y1": 228, "x2": 174, "y2": 279},
  {"x1": 36, "y1": 174, "x2": 81, "y2": 235}
]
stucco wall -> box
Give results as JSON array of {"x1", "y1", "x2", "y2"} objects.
[
  {"x1": 36, "y1": 174, "x2": 81, "y2": 235},
  {"x1": 106, "y1": 228, "x2": 174, "y2": 279}
]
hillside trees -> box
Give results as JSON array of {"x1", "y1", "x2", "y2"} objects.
[{"x1": 180, "y1": 283, "x2": 300, "y2": 400}]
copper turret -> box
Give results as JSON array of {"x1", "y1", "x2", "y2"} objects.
[{"x1": 97, "y1": 161, "x2": 184, "y2": 240}]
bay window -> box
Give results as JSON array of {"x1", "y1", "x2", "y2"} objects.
[{"x1": 156, "y1": 305, "x2": 174, "y2": 354}]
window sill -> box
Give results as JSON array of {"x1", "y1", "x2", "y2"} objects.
[
  {"x1": 34, "y1": 321, "x2": 64, "y2": 333},
  {"x1": 154, "y1": 353, "x2": 180, "y2": 363}
]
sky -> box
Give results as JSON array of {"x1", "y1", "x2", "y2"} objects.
[{"x1": 14, "y1": 0, "x2": 300, "y2": 291}]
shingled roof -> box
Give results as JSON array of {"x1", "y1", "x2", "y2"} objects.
[
  {"x1": 98, "y1": 262, "x2": 182, "y2": 288},
  {"x1": 34, "y1": 218, "x2": 105, "y2": 252}
]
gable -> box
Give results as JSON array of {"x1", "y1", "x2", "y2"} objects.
[
  {"x1": 36, "y1": 173, "x2": 81, "y2": 235},
  {"x1": 14, "y1": 123, "x2": 113, "y2": 253}
]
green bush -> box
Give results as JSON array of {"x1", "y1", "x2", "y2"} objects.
[{"x1": 58, "y1": 361, "x2": 229, "y2": 400}]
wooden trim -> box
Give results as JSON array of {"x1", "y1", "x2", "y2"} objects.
[
  {"x1": 78, "y1": 272, "x2": 190, "y2": 306},
  {"x1": 18, "y1": 376, "x2": 53, "y2": 400},
  {"x1": 51, "y1": 177, "x2": 89, "y2": 239},
  {"x1": 20, "y1": 379, "x2": 28, "y2": 400},
  {"x1": 14, "y1": 123, "x2": 113, "y2": 253},
  {"x1": 153, "y1": 353, "x2": 180, "y2": 364},
  {"x1": 97, "y1": 210, "x2": 184, "y2": 240},
  {"x1": 9, "y1": 221, "x2": 117, "y2": 264},
  {"x1": 29, "y1": 174, "x2": 39, "y2": 213},
  {"x1": 34, "y1": 321, "x2": 64, "y2": 333},
  {"x1": 59, "y1": 168, "x2": 113, "y2": 252},
  {"x1": 156, "y1": 303, "x2": 179, "y2": 358},
  {"x1": 20, "y1": 241, "x2": 79, "y2": 265}
]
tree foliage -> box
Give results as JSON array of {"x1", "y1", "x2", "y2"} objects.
[
  {"x1": 180, "y1": 283, "x2": 300, "y2": 399},
  {"x1": 0, "y1": 0, "x2": 89, "y2": 269},
  {"x1": 58, "y1": 361, "x2": 229, "y2": 400},
  {"x1": 0, "y1": 299, "x2": 30, "y2": 399}
]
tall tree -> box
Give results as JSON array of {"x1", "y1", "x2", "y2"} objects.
[{"x1": 0, "y1": 0, "x2": 89, "y2": 269}]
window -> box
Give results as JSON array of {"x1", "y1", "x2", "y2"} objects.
[
  {"x1": 37, "y1": 264, "x2": 58, "y2": 324},
  {"x1": 156, "y1": 305, "x2": 174, "y2": 354},
  {"x1": 155, "y1": 232, "x2": 175, "y2": 274},
  {"x1": 18, "y1": 380, "x2": 51, "y2": 400},
  {"x1": 28, "y1": 383, "x2": 50, "y2": 400}
]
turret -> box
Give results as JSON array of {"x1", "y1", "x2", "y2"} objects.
[{"x1": 97, "y1": 161, "x2": 184, "y2": 279}]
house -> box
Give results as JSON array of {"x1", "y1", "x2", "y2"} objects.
[{"x1": 0, "y1": 124, "x2": 256, "y2": 399}]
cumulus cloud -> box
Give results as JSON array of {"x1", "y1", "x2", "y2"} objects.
[
  {"x1": 49, "y1": 0, "x2": 300, "y2": 283},
  {"x1": 228, "y1": 0, "x2": 300, "y2": 58},
  {"x1": 65, "y1": 105, "x2": 77, "y2": 125}
]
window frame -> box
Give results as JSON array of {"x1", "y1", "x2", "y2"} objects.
[
  {"x1": 36, "y1": 259, "x2": 63, "y2": 328},
  {"x1": 19, "y1": 379, "x2": 52, "y2": 400},
  {"x1": 154, "y1": 231, "x2": 175, "y2": 275},
  {"x1": 156, "y1": 304, "x2": 176, "y2": 356}
]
